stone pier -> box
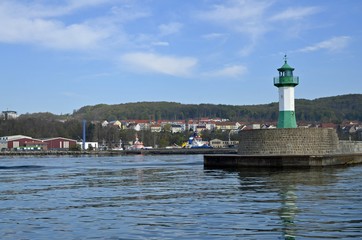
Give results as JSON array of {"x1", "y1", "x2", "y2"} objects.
[{"x1": 204, "y1": 128, "x2": 362, "y2": 168}]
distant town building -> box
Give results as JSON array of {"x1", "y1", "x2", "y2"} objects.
[
  {"x1": 127, "y1": 123, "x2": 141, "y2": 131},
  {"x1": 0, "y1": 135, "x2": 31, "y2": 149},
  {"x1": 77, "y1": 141, "x2": 98, "y2": 150},
  {"x1": 209, "y1": 139, "x2": 239, "y2": 148},
  {"x1": 215, "y1": 122, "x2": 241, "y2": 131},
  {"x1": 171, "y1": 124, "x2": 183, "y2": 133},
  {"x1": 109, "y1": 120, "x2": 122, "y2": 128},
  {"x1": 43, "y1": 137, "x2": 77, "y2": 150},
  {"x1": 101, "y1": 120, "x2": 109, "y2": 127},
  {"x1": 0, "y1": 135, "x2": 77, "y2": 151},
  {"x1": 150, "y1": 124, "x2": 162, "y2": 132},
  {"x1": 1, "y1": 110, "x2": 18, "y2": 120}
]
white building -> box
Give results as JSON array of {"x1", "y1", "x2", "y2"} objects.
[
  {"x1": 77, "y1": 141, "x2": 99, "y2": 150},
  {"x1": 171, "y1": 124, "x2": 183, "y2": 133},
  {"x1": 2, "y1": 110, "x2": 18, "y2": 120},
  {"x1": 209, "y1": 138, "x2": 239, "y2": 148}
]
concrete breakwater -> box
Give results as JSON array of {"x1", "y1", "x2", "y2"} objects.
[
  {"x1": 237, "y1": 128, "x2": 362, "y2": 156},
  {"x1": 204, "y1": 128, "x2": 362, "y2": 168}
]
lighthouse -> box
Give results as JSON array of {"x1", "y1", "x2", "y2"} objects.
[{"x1": 274, "y1": 56, "x2": 299, "y2": 128}]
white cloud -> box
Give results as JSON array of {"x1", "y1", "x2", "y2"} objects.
[
  {"x1": 0, "y1": 0, "x2": 145, "y2": 50},
  {"x1": 203, "y1": 65, "x2": 247, "y2": 79},
  {"x1": 298, "y1": 36, "x2": 351, "y2": 53},
  {"x1": 0, "y1": 0, "x2": 112, "y2": 19},
  {"x1": 239, "y1": 43, "x2": 257, "y2": 57},
  {"x1": 197, "y1": 0, "x2": 272, "y2": 56},
  {"x1": 110, "y1": 5, "x2": 151, "y2": 22},
  {"x1": 198, "y1": 1, "x2": 324, "y2": 56},
  {"x1": 68, "y1": 0, "x2": 113, "y2": 10},
  {"x1": 152, "y1": 41, "x2": 170, "y2": 46},
  {"x1": 202, "y1": 33, "x2": 227, "y2": 40},
  {"x1": 121, "y1": 52, "x2": 197, "y2": 77},
  {"x1": 0, "y1": 16, "x2": 109, "y2": 50},
  {"x1": 0, "y1": 1, "x2": 115, "y2": 50},
  {"x1": 158, "y1": 22, "x2": 183, "y2": 36},
  {"x1": 198, "y1": 0, "x2": 271, "y2": 38},
  {"x1": 269, "y1": 7, "x2": 321, "y2": 21}
]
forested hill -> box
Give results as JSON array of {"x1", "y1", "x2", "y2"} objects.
[{"x1": 68, "y1": 94, "x2": 362, "y2": 123}]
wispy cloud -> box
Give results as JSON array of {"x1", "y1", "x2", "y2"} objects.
[
  {"x1": 203, "y1": 65, "x2": 247, "y2": 79},
  {"x1": 0, "y1": 18, "x2": 110, "y2": 50},
  {"x1": 152, "y1": 41, "x2": 170, "y2": 47},
  {"x1": 110, "y1": 4, "x2": 151, "y2": 22},
  {"x1": 202, "y1": 33, "x2": 227, "y2": 40},
  {"x1": 198, "y1": 1, "x2": 324, "y2": 56},
  {"x1": 297, "y1": 36, "x2": 351, "y2": 53},
  {"x1": 269, "y1": 7, "x2": 321, "y2": 21},
  {"x1": 138, "y1": 22, "x2": 182, "y2": 48},
  {"x1": 0, "y1": 0, "x2": 339, "y2": 79},
  {"x1": 0, "y1": 0, "x2": 145, "y2": 50},
  {"x1": 120, "y1": 52, "x2": 197, "y2": 77},
  {"x1": 0, "y1": 0, "x2": 113, "y2": 19},
  {"x1": 198, "y1": 0, "x2": 271, "y2": 38},
  {"x1": 197, "y1": 0, "x2": 272, "y2": 56},
  {"x1": 158, "y1": 22, "x2": 183, "y2": 36}
]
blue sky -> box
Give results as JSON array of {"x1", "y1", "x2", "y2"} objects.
[{"x1": 0, "y1": 0, "x2": 361, "y2": 115}]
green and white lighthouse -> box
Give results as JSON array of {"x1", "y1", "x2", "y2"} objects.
[{"x1": 274, "y1": 56, "x2": 299, "y2": 128}]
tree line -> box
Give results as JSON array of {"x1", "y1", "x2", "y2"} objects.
[
  {"x1": 2, "y1": 94, "x2": 361, "y2": 147},
  {"x1": 19, "y1": 94, "x2": 362, "y2": 123},
  {"x1": 68, "y1": 94, "x2": 362, "y2": 123}
]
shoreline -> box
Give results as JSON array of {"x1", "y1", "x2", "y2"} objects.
[{"x1": 0, "y1": 148, "x2": 237, "y2": 157}]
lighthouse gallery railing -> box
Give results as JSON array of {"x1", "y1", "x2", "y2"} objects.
[{"x1": 273, "y1": 76, "x2": 299, "y2": 85}]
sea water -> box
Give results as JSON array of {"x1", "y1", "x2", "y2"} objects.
[{"x1": 0, "y1": 155, "x2": 361, "y2": 239}]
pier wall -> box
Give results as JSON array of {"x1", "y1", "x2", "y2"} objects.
[
  {"x1": 205, "y1": 128, "x2": 362, "y2": 168},
  {"x1": 337, "y1": 141, "x2": 362, "y2": 154},
  {"x1": 238, "y1": 128, "x2": 340, "y2": 155}
]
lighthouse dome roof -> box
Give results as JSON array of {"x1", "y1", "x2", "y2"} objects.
[{"x1": 278, "y1": 61, "x2": 294, "y2": 71}]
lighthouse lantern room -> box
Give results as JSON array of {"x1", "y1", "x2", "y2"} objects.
[{"x1": 274, "y1": 55, "x2": 299, "y2": 128}]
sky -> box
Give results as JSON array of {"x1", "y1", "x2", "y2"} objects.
[{"x1": 0, "y1": 0, "x2": 361, "y2": 115}]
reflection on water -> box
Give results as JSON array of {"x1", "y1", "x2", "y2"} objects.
[
  {"x1": 0, "y1": 155, "x2": 361, "y2": 239},
  {"x1": 279, "y1": 185, "x2": 297, "y2": 240},
  {"x1": 235, "y1": 167, "x2": 362, "y2": 239}
]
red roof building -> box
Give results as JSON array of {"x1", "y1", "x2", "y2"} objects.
[
  {"x1": 43, "y1": 137, "x2": 77, "y2": 150},
  {"x1": 6, "y1": 136, "x2": 41, "y2": 149}
]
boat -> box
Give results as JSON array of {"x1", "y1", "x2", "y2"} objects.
[
  {"x1": 183, "y1": 132, "x2": 212, "y2": 149},
  {"x1": 128, "y1": 135, "x2": 144, "y2": 150},
  {"x1": 112, "y1": 140, "x2": 123, "y2": 151}
]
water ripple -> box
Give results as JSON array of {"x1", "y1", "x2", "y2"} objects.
[{"x1": 0, "y1": 155, "x2": 361, "y2": 239}]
